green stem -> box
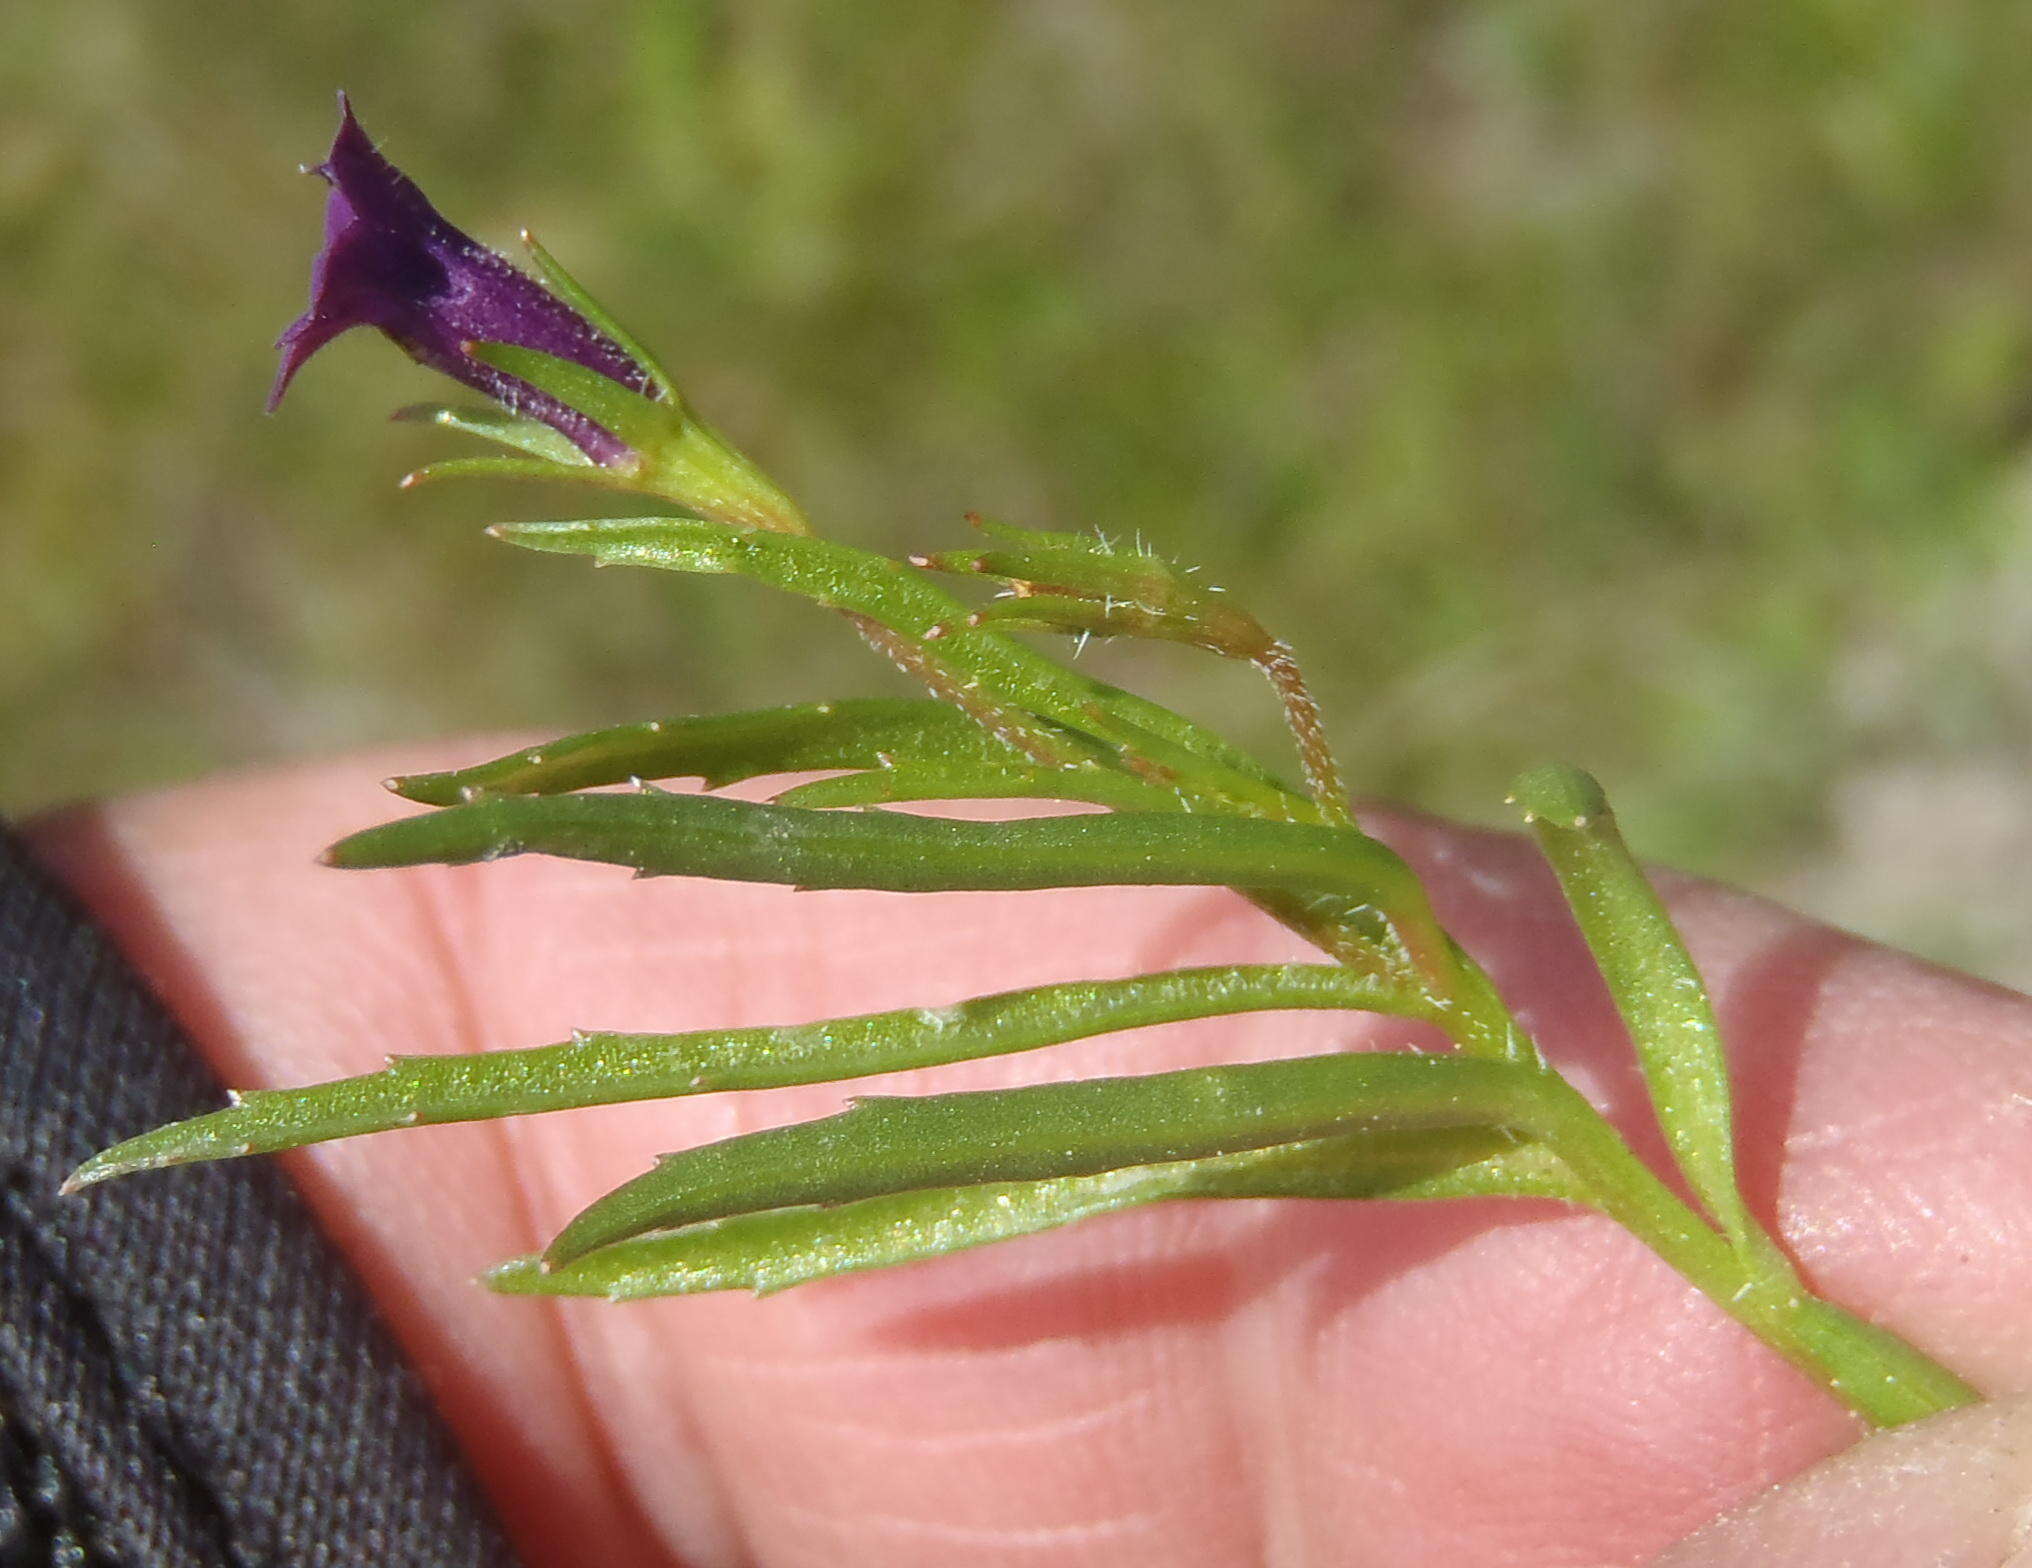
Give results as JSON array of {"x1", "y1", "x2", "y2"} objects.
[
  {"x1": 846, "y1": 612, "x2": 1099, "y2": 770},
  {"x1": 1229, "y1": 846, "x2": 1972, "y2": 1423},
  {"x1": 1535, "y1": 1069, "x2": 1977, "y2": 1425},
  {"x1": 518, "y1": 464, "x2": 1969, "y2": 1422}
]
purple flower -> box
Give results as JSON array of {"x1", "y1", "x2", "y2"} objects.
[{"x1": 270, "y1": 95, "x2": 650, "y2": 466}]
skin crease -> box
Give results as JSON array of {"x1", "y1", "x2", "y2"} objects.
[{"x1": 25, "y1": 743, "x2": 2032, "y2": 1568}]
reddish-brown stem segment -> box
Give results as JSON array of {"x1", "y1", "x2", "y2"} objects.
[{"x1": 1257, "y1": 641, "x2": 1351, "y2": 827}]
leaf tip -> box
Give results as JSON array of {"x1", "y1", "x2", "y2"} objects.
[
  {"x1": 479, "y1": 1255, "x2": 543, "y2": 1294},
  {"x1": 1508, "y1": 764, "x2": 1609, "y2": 831},
  {"x1": 62, "y1": 1143, "x2": 167, "y2": 1193},
  {"x1": 58, "y1": 1162, "x2": 105, "y2": 1196}
]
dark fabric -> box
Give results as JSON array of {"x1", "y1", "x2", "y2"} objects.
[{"x1": 0, "y1": 822, "x2": 523, "y2": 1568}]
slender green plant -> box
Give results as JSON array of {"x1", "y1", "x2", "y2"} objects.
[{"x1": 68, "y1": 98, "x2": 1979, "y2": 1431}]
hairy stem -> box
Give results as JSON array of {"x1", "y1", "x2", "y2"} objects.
[
  {"x1": 1257, "y1": 640, "x2": 1352, "y2": 827},
  {"x1": 845, "y1": 612, "x2": 1096, "y2": 769}
]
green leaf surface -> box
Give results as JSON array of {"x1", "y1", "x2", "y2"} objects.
[
  {"x1": 64, "y1": 965, "x2": 1433, "y2": 1188},
  {"x1": 545, "y1": 1048, "x2": 1559, "y2": 1263},
  {"x1": 388, "y1": 699, "x2": 1011, "y2": 805},
  {"x1": 770, "y1": 759, "x2": 1182, "y2": 812},
  {"x1": 391, "y1": 403, "x2": 594, "y2": 465},
  {"x1": 964, "y1": 593, "x2": 1247, "y2": 654},
  {"x1": 964, "y1": 514, "x2": 1073, "y2": 550},
  {"x1": 492, "y1": 517, "x2": 1296, "y2": 810},
  {"x1": 920, "y1": 530, "x2": 1273, "y2": 661},
  {"x1": 490, "y1": 1128, "x2": 1582, "y2": 1298},
  {"x1": 915, "y1": 540, "x2": 1186, "y2": 605},
  {"x1": 1509, "y1": 763, "x2": 1766, "y2": 1261},
  {"x1": 323, "y1": 791, "x2": 1440, "y2": 957}
]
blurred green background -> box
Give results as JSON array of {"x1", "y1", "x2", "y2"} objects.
[{"x1": 6, "y1": 3, "x2": 2032, "y2": 982}]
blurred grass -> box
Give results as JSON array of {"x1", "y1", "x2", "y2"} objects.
[{"x1": 5, "y1": 2, "x2": 2032, "y2": 980}]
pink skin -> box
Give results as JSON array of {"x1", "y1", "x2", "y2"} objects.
[{"x1": 27, "y1": 743, "x2": 2032, "y2": 1567}]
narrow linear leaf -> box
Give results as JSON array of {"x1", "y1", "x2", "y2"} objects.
[
  {"x1": 966, "y1": 593, "x2": 1230, "y2": 650},
  {"x1": 389, "y1": 699, "x2": 1012, "y2": 805},
  {"x1": 919, "y1": 526, "x2": 1275, "y2": 662},
  {"x1": 771, "y1": 760, "x2": 1183, "y2": 813},
  {"x1": 1068, "y1": 699, "x2": 1273, "y2": 797},
  {"x1": 934, "y1": 574, "x2": 1345, "y2": 828},
  {"x1": 966, "y1": 513, "x2": 1074, "y2": 550},
  {"x1": 1509, "y1": 764, "x2": 1768, "y2": 1261},
  {"x1": 64, "y1": 964, "x2": 1433, "y2": 1188},
  {"x1": 920, "y1": 521, "x2": 1350, "y2": 827},
  {"x1": 490, "y1": 1128, "x2": 1583, "y2": 1298},
  {"x1": 323, "y1": 791, "x2": 1445, "y2": 970},
  {"x1": 914, "y1": 541, "x2": 1185, "y2": 606},
  {"x1": 391, "y1": 403, "x2": 593, "y2": 465},
  {"x1": 546, "y1": 1049, "x2": 1560, "y2": 1264},
  {"x1": 492, "y1": 517, "x2": 1297, "y2": 811}
]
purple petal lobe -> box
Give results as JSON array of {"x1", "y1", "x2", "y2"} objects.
[{"x1": 271, "y1": 94, "x2": 649, "y2": 465}]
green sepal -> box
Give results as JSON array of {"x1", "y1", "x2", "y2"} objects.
[
  {"x1": 468, "y1": 345, "x2": 808, "y2": 531},
  {"x1": 466, "y1": 342, "x2": 686, "y2": 457},
  {"x1": 544, "y1": 1049, "x2": 1560, "y2": 1264},
  {"x1": 517, "y1": 231, "x2": 680, "y2": 404},
  {"x1": 63, "y1": 964, "x2": 1433, "y2": 1188},
  {"x1": 391, "y1": 403, "x2": 593, "y2": 465},
  {"x1": 489, "y1": 1129, "x2": 1582, "y2": 1299},
  {"x1": 387, "y1": 699, "x2": 1013, "y2": 805}
]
